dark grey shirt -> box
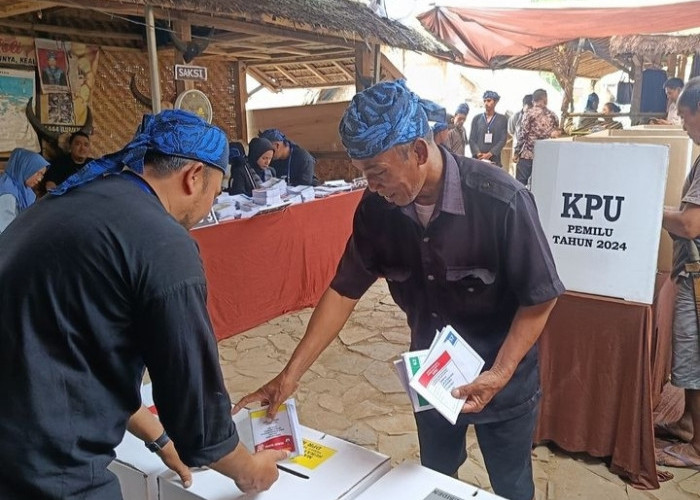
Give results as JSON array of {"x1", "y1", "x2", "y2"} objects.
[
  {"x1": 270, "y1": 142, "x2": 316, "y2": 186},
  {"x1": 0, "y1": 173, "x2": 238, "y2": 499},
  {"x1": 672, "y1": 155, "x2": 700, "y2": 278},
  {"x1": 331, "y1": 147, "x2": 565, "y2": 423},
  {"x1": 469, "y1": 112, "x2": 508, "y2": 167}
]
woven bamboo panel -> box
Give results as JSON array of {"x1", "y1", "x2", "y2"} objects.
[{"x1": 91, "y1": 48, "x2": 239, "y2": 157}]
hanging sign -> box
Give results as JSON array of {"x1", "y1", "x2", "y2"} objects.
[{"x1": 175, "y1": 64, "x2": 207, "y2": 81}]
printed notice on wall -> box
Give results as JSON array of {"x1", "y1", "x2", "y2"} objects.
[
  {"x1": 531, "y1": 141, "x2": 669, "y2": 304},
  {"x1": 423, "y1": 488, "x2": 465, "y2": 500}
]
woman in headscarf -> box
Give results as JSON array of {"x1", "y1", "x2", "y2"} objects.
[
  {"x1": 228, "y1": 137, "x2": 276, "y2": 196},
  {"x1": 0, "y1": 148, "x2": 49, "y2": 233}
]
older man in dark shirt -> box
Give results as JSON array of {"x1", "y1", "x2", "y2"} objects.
[{"x1": 237, "y1": 81, "x2": 564, "y2": 500}]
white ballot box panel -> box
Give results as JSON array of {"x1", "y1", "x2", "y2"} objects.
[
  {"x1": 531, "y1": 140, "x2": 668, "y2": 304},
  {"x1": 158, "y1": 427, "x2": 390, "y2": 499},
  {"x1": 355, "y1": 462, "x2": 505, "y2": 499}
]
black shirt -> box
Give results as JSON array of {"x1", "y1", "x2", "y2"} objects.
[
  {"x1": 331, "y1": 148, "x2": 565, "y2": 423},
  {"x1": 269, "y1": 143, "x2": 316, "y2": 186},
  {"x1": 44, "y1": 154, "x2": 94, "y2": 186},
  {"x1": 0, "y1": 173, "x2": 238, "y2": 499}
]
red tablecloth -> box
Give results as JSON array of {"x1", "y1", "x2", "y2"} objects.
[
  {"x1": 535, "y1": 275, "x2": 675, "y2": 489},
  {"x1": 191, "y1": 190, "x2": 363, "y2": 340}
]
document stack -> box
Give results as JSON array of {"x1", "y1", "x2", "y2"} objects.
[
  {"x1": 314, "y1": 179, "x2": 353, "y2": 198},
  {"x1": 287, "y1": 184, "x2": 315, "y2": 202},
  {"x1": 253, "y1": 178, "x2": 287, "y2": 206},
  {"x1": 395, "y1": 325, "x2": 484, "y2": 424}
]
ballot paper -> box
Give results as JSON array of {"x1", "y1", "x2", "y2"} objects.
[
  {"x1": 248, "y1": 399, "x2": 304, "y2": 458},
  {"x1": 408, "y1": 326, "x2": 484, "y2": 425},
  {"x1": 394, "y1": 351, "x2": 434, "y2": 412}
]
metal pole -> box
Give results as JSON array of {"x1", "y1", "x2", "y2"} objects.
[{"x1": 145, "y1": 5, "x2": 161, "y2": 114}]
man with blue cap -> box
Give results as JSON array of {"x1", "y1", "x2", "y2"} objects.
[
  {"x1": 469, "y1": 91, "x2": 508, "y2": 167},
  {"x1": 237, "y1": 81, "x2": 565, "y2": 500},
  {"x1": 258, "y1": 128, "x2": 317, "y2": 186},
  {"x1": 444, "y1": 102, "x2": 469, "y2": 156},
  {"x1": 0, "y1": 110, "x2": 286, "y2": 498}
]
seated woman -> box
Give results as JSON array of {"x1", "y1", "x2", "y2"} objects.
[
  {"x1": 228, "y1": 137, "x2": 276, "y2": 196},
  {"x1": 601, "y1": 102, "x2": 623, "y2": 130},
  {"x1": 0, "y1": 148, "x2": 49, "y2": 234}
]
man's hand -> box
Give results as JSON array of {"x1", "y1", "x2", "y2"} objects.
[
  {"x1": 512, "y1": 153, "x2": 519, "y2": 163},
  {"x1": 157, "y1": 442, "x2": 192, "y2": 488},
  {"x1": 211, "y1": 442, "x2": 288, "y2": 493},
  {"x1": 451, "y1": 369, "x2": 510, "y2": 414},
  {"x1": 233, "y1": 372, "x2": 298, "y2": 419}
]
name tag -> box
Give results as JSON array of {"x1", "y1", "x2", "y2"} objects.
[{"x1": 484, "y1": 132, "x2": 493, "y2": 144}]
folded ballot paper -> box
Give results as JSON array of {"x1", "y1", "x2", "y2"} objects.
[
  {"x1": 393, "y1": 351, "x2": 434, "y2": 413},
  {"x1": 248, "y1": 399, "x2": 304, "y2": 458},
  {"x1": 405, "y1": 326, "x2": 485, "y2": 425}
]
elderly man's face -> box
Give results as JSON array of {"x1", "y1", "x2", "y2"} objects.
[
  {"x1": 352, "y1": 142, "x2": 425, "y2": 207},
  {"x1": 680, "y1": 104, "x2": 700, "y2": 145},
  {"x1": 453, "y1": 113, "x2": 467, "y2": 128}
]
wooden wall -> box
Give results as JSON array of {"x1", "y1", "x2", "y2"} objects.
[{"x1": 89, "y1": 48, "x2": 239, "y2": 157}]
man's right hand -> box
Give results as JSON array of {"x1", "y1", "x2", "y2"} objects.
[
  {"x1": 232, "y1": 372, "x2": 298, "y2": 419},
  {"x1": 211, "y1": 442, "x2": 288, "y2": 493}
]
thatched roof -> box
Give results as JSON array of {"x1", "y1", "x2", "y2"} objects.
[
  {"x1": 0, "y1": 0, "x2": 453, "y2": 90},
  {"x1": 610, "y1": 34, "x2": 700, "y2": 58}
]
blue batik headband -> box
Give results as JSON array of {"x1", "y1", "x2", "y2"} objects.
[
  {"x1": 51, "y1": 109, "x2": 228, "y2": 195},
  {"x1": 339, "y1": 80, "x2": 446, "y2": 159}
]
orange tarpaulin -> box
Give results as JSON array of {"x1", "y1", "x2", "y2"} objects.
[
  {"x1": 191, "y1": 190, "x2": 363, "y2": 340},
  {"x1": 418, "y1": 2, "x2": 700, "y2": 68}
]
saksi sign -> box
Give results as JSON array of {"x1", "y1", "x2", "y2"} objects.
[{"x1": 174, "y1": 64, "x2": 207, "y2": 81}]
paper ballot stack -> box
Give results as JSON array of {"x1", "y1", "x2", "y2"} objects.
[{"x1": 399, "y1": 326, "x2": 484, "y2": 425}]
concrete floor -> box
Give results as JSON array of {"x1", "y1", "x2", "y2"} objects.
[{"x1": 218, "y1": 280, "x2": 700, "y2": 500}]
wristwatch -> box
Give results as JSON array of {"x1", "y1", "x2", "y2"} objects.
[{"x1": 144, "y1": 431, "x2": 170, "y2": 453}]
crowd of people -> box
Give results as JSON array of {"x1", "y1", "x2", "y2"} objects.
[{"x1": 0, "y1": 72, "x2": 696, "y2": 499}]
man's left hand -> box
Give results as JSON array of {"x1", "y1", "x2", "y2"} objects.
[
  {"x1": 157, "y1": 442, "x2": 192, "y2": 488},
  {"x1": 451, "y1": 370, "x2": 510, "y2": 414}
]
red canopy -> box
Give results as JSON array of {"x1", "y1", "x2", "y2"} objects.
[{"x1": 418, "y1": 2, "x2": 700, "y2": 68}]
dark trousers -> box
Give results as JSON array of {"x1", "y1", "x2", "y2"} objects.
[
  {"x1": 516, "y1": 158, "x2": 533, "y2": 186},
  {"x1": 414, "y1": 405, "x2": 538, "y2": 500}
]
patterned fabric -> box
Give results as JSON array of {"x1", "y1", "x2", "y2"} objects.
[
  {"x1": 258, "y1": 129, "x2": 286, "y2": 143},
  {"x1": 483, "y1": 91, "x2": 500, "y2": 101},
  {"x1": 516, "y1": 105, "x2": 559, "y2": 160},
  {"x1": 339, "y1": 80, "x2": 446, "y2": 159},
  {"x1": 456, "y1": 103, "x2": 470, "y2": 115},
  {"x1": 51, "y1": 110, "x2": 229, "y2": 196},
  {"x1": 432, "y1": 122, "x2": 449, "y2": 134},
  {"x1": 0, "y1": 148, "x2": 49, "y2": 210}
]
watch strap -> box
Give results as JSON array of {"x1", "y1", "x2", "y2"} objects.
[{"x1": 144, "y1": 430, "x2": 170, "y2": 453}]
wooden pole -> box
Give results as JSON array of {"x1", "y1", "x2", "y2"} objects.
[
  {"x1": 233, "y1": 61, "x2": 248, "y2": 142},
  {"x1": 355, "y1": 44, "x2": 372, "y2": 93},
  {"x1": 173, "y1": 20, "x2": 194, "y2": 96},
  {"x1": 631, "y1": 55, "x2": 644, "y2": 126},
  {"x1": 144, "y1": 5, "x2": 161, "y2": 114}
]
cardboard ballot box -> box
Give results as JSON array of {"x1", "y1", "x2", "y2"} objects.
[
  {"x1": 354, "y1": 462, "x2": 505, "y2": 499},
  {"x1": 158, "y1": 426, "x2": 390, "y2": 500},
  {"x1": 108, "y1": 384, "x2": 163, "y2": 500},
  {"x1": 531, "y1": 140, "x2": 668, "y2": 304}
]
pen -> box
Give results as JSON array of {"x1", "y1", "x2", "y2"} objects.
[{"x1": 276, "y1": 464, "x2": 309, "y2": 480}]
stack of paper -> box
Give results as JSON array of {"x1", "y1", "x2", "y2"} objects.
[
  {"x1": 252, "y1": 178, "x2": 288, "y2": 206},
  {"x1": 398, "y1": 326, "x2": 484, "y2": 425},
  {"x1": 287, "y1": 185, "x2": 315, "y2": 202},
  {"x1": 314, "y1": 180, "x2": 353, "y2": 198}
]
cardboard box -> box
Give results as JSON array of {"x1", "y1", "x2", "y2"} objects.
[
  {"x1": 354, "y1": 462, "x2": 505, "y2": 499},
  {"x1": 107, "y1": 384, "x2": 164, "y2": 500},
  {"x1": 158, "y1": 426, "x2": 390, "y2": 500},
  {"x1": 532, "y1": 140, "x2": 668, "y2": 303}
]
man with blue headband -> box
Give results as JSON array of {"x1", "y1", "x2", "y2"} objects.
[
  {"x1": 258, "y1": 128, "x2": 317, "y2": 186},
  {"x1": 469, "y1": 91, "x2": 508, "y2": 167},
  {"x1": 0, "y1": 110, "x2": 286, "y2": 498},
  {"x1": 237, "y1": 81, "x2": 564, "y2": 500},
  {"x1": 444, "y1": 102, "x2": 469, "y2": 156}
]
